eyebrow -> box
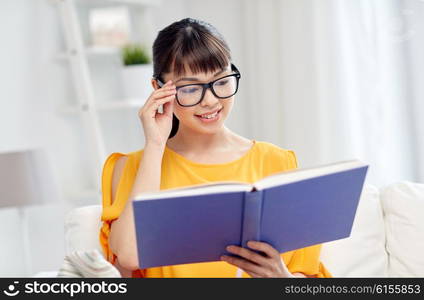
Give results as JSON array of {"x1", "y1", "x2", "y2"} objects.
[{"x1": 175, "y1": 68, "x2": 227, "y2": 83}]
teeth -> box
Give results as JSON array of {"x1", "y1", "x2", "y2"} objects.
[{"x1": 200, "y1": 110, "x2": 219, "y2": 119}]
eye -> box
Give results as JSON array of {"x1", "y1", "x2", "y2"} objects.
[
  {"x1": 215, "y1": 79, "x2": 229, "y2": 86},
  {"x1": 180, "y1": 86, "x2": 201, "y2": 94}
]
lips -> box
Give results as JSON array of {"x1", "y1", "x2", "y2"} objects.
[{"x1": 195, "y1": 108, "x2": 222, "y2": 117}]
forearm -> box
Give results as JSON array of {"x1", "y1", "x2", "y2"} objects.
[
  {"x1": 129, "y1": 142, "x2": 165, "y2": 197},
  {"x1": 110, "y1": 143, "x2": 165, "y2": 270}
]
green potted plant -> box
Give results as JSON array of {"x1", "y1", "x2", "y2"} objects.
[{"x1": 120, "y1": 43, "x2": 153, "y2": 100}]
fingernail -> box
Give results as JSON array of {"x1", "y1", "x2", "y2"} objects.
[
  {"x1": 221, "y1": 256, "x2": 227, "y2": 260},
  {"x1": 226, "y1": 246, "x2": 233, "y2": 251}
]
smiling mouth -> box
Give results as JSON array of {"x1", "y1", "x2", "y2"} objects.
[
  {"x1": 195, "y1": 108, "x2": 223, "y2": 120},
  {"x1": 195, "y1": 108, "x2": 223, "y2": 118}
]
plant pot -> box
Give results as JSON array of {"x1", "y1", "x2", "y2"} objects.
[{"x1": 121, "y1": 63, "x2": 153, "y2": 101}]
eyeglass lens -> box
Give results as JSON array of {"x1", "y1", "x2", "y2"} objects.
[{"x1": 177, "y1": 75, "x2": 238, "y2": 106}]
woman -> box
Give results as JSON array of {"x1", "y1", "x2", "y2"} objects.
[{"x1": 99, "y1": 18, "x2": 332, "y2": 278}]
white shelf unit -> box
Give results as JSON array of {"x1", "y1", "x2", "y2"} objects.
[
  {"x1": 53, "y1": 0, "x2": 158, "y2": 203},
  {"x1": 55, "y1": 46, "x2": 120, "y2": 59},
  {"x1": 60, "y1": 99, "x2": 145, "y2": 113}
]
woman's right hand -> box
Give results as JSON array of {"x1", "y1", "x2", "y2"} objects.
[{"x1": 138, "y1": 80, "x2": 176, "y2": 147}]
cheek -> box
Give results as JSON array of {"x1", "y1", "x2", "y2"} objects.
[
  {"x1": 222, "y1": 98, "x2": 234, "y2": 114},
  {"x1": 173, "y1": 105, "x2": 195, "y2": 121}
]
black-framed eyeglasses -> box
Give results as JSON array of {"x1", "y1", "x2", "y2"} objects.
[{"x1": 155, "y1": 63, "x2": 241, "y2": 107}]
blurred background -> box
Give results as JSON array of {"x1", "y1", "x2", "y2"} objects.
[{"x1": 0, "y1": 0, "x2": 423, "y2": 276}]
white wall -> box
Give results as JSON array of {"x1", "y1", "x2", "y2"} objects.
[{"x1": 0, "y1": 0, "x2": 68, "y2": 276}]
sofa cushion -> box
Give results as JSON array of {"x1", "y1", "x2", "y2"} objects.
[
  {"x1": 380, "y1": 181, "x2": 424, "y2": 277},
  {"x1": 64, "y1": 205, "x2": 103, "y2": 255},
  {"x1": 320, "y1": 184, "x2": 388, "y2": 277}
]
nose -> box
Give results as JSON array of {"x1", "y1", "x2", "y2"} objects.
[{"x1": 199, "y1": 87, "x2": 220, "y2": 107}]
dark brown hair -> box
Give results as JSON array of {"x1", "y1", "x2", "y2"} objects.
[{"x1": 152, "y1": 18, "x2": 232, "y2": 139}]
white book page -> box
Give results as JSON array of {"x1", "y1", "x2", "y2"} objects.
[
  {"x1": 254, "y1": 159, "x2": 368, "y2": 190},
  {"x1": 133, "y1": 181, "x2": 253, "y2": 201}
]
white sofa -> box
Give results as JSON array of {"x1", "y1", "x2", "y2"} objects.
[
  {"x1": 59, "y1": 181, "x2": 424, "y2": 277},
  {"x1": 321, "y1": 181, "x2": 424, "y2": 277}
]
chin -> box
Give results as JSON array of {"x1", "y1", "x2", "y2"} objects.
[
  {"x1": 196, "y1": 125, "x2": 224, "y2": 135},
  {"x1": 191, "y1": 121, "x2": 225, "y2": 135}
]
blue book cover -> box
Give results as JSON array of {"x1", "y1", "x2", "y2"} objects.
[{"x1": 132, "y1": 160, "x2": 368, "y2": 269}]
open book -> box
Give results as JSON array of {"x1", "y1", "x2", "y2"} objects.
[{"x1": 132, "y1": 159, "x2": 369, "y2": 269}]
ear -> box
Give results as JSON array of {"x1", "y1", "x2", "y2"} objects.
[{"x1": 151, "y1": 78, "x2": 160, "y2": 90}]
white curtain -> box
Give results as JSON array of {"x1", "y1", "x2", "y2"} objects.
[
  {"x1": 404, "y1": 0, "x2": 424, "y2": 183},
  {"x1": 241, "y1": 0, "x2": 423, "y2": 187}
]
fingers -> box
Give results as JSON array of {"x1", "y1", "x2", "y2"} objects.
[
  {"x1": 155, "y1": 80, "x2": 176, "y2": 92},
  {"x1": 140, "y1": 94, "x2": 175, "y2": 119},
  {"x1": 222, "y1": 241, "x2": 287, "y2": 278},
  {"x1": 139, "y1": 80, "x2": 176, "y2": 121},
  {"x1": 222, "y1": 241, "x2": 295, "y2": 278},
  {"x1": 153, "y1": 87, "x2": 176, "y2": 100},
  {"x1": 147, "y1": 81, "x2": 176, "y2": 108},
  {"x1": 161, "y1": 94, "x2": 175, "y2": 117},
  {"x1": 159, "y1": 79, "x2": 174, "y2": 89},
  {"x1": 225, "y1": 245, "x2": 269, "y2": 266},
  {"x1": 152, "y1": 94, "x2": 176, "y2": 105},
  {"x1": 147, "y1": 95, "x2": 176, "y2": 112},
  {"x1": 221, "y1": 255, "x2": 266, "y2": 277},
  {"x1": 247, "y1": 241, "x2": 280, "y2": 259}
]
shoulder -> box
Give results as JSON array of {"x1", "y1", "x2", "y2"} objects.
[
  {"x1": 103, "y1": 149, "x2": 145, "y2": 175},
  {"x1": 254, "y1": 140, "x2": 299, "y2": 170},
  {"x1": 105, "y1": 149, "x2": 144, "y2": 163}
]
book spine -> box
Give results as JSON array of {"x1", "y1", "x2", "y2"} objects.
[{"x1": 240, "y1": 190, "x2": 263, "y2": 248}]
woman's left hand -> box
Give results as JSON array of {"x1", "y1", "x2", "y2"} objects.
[{"x1": 221, "y1": 240, "x2": 295, "y2": 278}]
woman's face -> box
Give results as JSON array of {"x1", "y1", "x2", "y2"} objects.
[{"x1": 161, "y1": 64, "x2": 235, "y2": 135}]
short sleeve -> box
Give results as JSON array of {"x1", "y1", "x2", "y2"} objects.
[
  {"x1": 261, "y1": 143, "x2": 299, "y2": 177},
  {"x1": 99, "y1": 152, "x2": 131, "y2": 265},
  {"x1": 100, "y1": 152, "x2": 135, "y2": 221},
  {"x1": 287, "y1": 244, "x2": 333, "y2": 278},
  {"x1": 287, "y1": 150, "x2": 298, "y2": 169}
]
